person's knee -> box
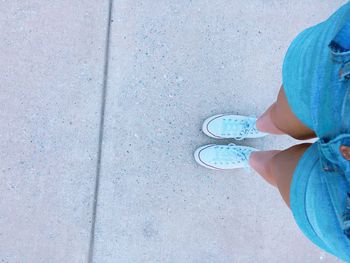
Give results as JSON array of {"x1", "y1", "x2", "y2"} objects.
[
  {"x1": 268, "y1": 154, "x2": 291, "y2": 208},
  {"x1": 269, "y1": 143, "x2": 312, "y2": 209},
  {"x1": 269, "y1": 101, "x2": 290, "y2": 135},
  {"x1": 272, "y1": 85, "x2": 317, "y2": 140},
  {"x1": 270, "y1": 143, "x2": 311, "y2": 173},
  {"x1": 270, "y1": 100, "x2": 316, "y2": 140}
]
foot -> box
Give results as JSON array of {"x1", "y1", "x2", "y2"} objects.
[
  {"x1": 194, "y1": 142, "x2": 259, "y2": 171},
  {"x1": 202, "y1": 114, "x2": 269, "y2": 140}
]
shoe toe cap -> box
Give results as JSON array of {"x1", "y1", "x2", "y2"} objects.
[
  {"x1": 204, "y1": 120, "x2": 225, "y2": 138},
  {"x1": 202, "y1": 114, "x2": 225, "y2": 138},
  {"x1": 194, "y1": 145, "x2": 217, "y2": 168}
]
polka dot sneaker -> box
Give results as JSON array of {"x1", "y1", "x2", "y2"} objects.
[
  {"x1": 194, "y1": 142, "x2": 259, "y2": 171},
  {"x1": 202, "y1": 114, "x2": 269, "y2": 140}
]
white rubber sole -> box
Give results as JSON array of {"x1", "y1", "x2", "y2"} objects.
[
  {"x1": 202, "y1": 113, "x2": 266, "y2": 139},
  {"x1": 194, "y1": 144, "x2": 258, "y2": 170},
  {"x1": 194, "y1": 144, "x2": 219, "y2": 170},
  {"x1": 201, "y1": 114, "x2": 226, "y2": 139}
]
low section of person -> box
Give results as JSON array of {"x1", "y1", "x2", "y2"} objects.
[{"x1": 194, "y1": 2, "x2": 350, "y2": 262}]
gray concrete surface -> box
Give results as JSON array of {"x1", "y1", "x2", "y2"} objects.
[
  {"x1": 0, "y1": 1, "x2": 109, "y2": 262},
  {"x1": 92, "y1": 1, "x2": 346, "y2": 262},
  {"x1": 1, "y1": 0, "x2": 348, "y2": 262}
]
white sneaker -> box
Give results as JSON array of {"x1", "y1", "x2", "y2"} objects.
[
  {"x1": 202, "y1": 114, "x2": 269, "y2": 140},
  {"x1": 194, "y1": 142, "x2": 259, "y2": 171}
]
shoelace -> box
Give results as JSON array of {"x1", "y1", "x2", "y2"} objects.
[
  {"x1": 233, "y1": 120, "x2": 257, "y2": 141},
  {"x1": 212, "y1": 143, "x2": 254, "y2": 173},
  {"x1": 229, "y1": 143, "x2": 255, "y2": 173}
]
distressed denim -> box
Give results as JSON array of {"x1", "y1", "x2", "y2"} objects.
[
  {"x1": 315, "y1": 17, "x2": 350, "y2": 241},
  {"x1": 284, "y1": 2, "x2": 350, "y2": 261},
  {"x1": 283, "y1": 1, "x2": 350, "y2": 132}
]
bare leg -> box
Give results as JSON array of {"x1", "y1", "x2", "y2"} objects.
[
  {"x1": 248, "y1": 84, "x2": 316, "y2": 209},
  {"x1": 249, "y1": 150, "x2": 281, "y2": 188},
  {"x1": 256, "y1": 103, "x2": 285, "y2": 135},
  {"x1": 249, "y1": 143, "x2": 312, "y2": 209},
  {"x1": 256, "y1": 85, "x2": 317, "y2": 140}
]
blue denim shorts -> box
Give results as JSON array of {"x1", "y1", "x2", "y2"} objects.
[
  {"x1": 290, "y1": 143, "x2": 350, "y2": 261},
  {"x1": 283, "y1": 1, "x2": 350, "y2": 132},
  {"x1": 282, "y1": 2, "x2": 350, "y2": 261}
]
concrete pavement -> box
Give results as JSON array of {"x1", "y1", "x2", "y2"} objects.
[{"x1": 1, "y1": 1, "x2": 347, "y2": 262}]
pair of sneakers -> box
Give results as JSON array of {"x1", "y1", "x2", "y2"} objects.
[{"x1": 194, "y1": 114, "x2": 269, "y2": 171}]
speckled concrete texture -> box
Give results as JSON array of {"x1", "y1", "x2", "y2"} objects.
[
  {"x1": 92, "y1": 1, "x2": 346, "y2": 262},
  {"x1": 1, "y1": 1, "x2": 349, "y2": 263},
  {"x1": 0, "y1": 1, "x2": 109, "y2": 262}
]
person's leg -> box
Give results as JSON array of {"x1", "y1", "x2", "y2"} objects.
[
  {"x1": 249, "y1": 143, "x2": 312, "y2": 209},
  {"x1": 255, "y1": 103, "x2": 285, "y2": 135},
  {"x1": 248, "y1": 84, "x2": 316, "y2": 208},
  {"x1": 256, "y1": 84, "x2": 317, "y2": 140},
  {"x1": 248, "y1": 150, "x2": 281, "y2": 187}
]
